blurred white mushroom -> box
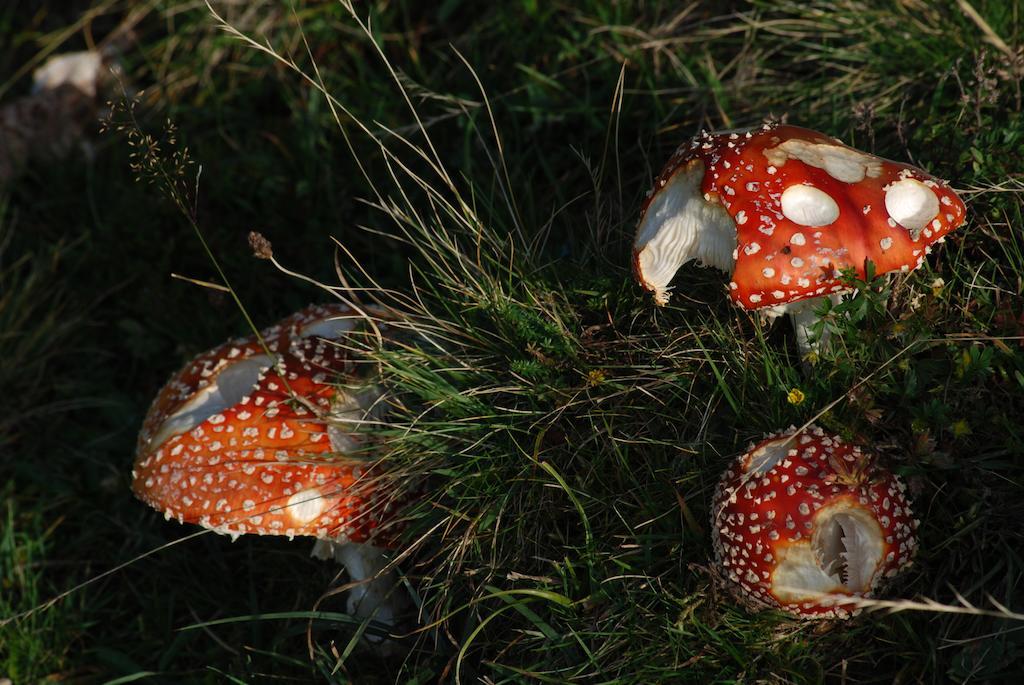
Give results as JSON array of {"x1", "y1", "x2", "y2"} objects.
[{"x1": 1, "y1": 50, "x2": 115, "y2": 183}]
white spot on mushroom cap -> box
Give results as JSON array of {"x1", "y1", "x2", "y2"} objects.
[
  {"x1": 885, "y1": 179, "x2": 939, "y2": 235},
  {"x1": 744, "y1": 436, "x2": 793, "y2": 475},
  {"x1": 299, "y1": 317, "x2": 357, "y2": 340},
  {"x1": 287, "y1": 488, "x2": 326, "y2": 524},
  {"x1": 780, "y1": 185, "x2": 840, "y2": 227},
  {"x1": 764, "y1": 139, "x2": 883, "y2": 183},
  {"x1": 149, "y1": 355, "x2": 275, "y2": 448}
]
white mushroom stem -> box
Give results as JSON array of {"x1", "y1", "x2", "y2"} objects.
[
  {"x1": 311, "y1": 540, "x2": 406, "y2": 635},
  {"x1": 761, "y1": 293, "x2": 844, "y2": 358}
]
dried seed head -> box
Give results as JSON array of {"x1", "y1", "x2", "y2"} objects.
[{"x1": 249, "y1": 231, "x2": 274, "y2": 260}]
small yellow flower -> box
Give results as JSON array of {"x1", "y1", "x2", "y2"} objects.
[
  {"x1": 787, "y1": 388, "x2": 806, "y2": 405},
  {"x1": 587, "y1": 369, "x2": 606, "y2": 387},
  {"x1": 951, "y1": 419, "x2": 972, "y2": 438}
]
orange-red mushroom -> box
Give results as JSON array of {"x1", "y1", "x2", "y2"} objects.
[
  {"x1": 133, "y1": 304, "x2": 405, "y2": 626},
  {"x1": 133, "y1": 337, "x2": 382, "y2": 541},
  {"x1": 634, "y1": 123, "x2": 967, "y2": 350},
  {"x1": 711, "y1": 425, "x2": 918, "y2": 619}
]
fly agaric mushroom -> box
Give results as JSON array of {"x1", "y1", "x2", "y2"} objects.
[
  {"x1": 634, "y1": 123, "x2": 967, "y2": 351},
  {"x1": 133, "y1": 304, "x2": 406, "y2": 627},
  {"x1": 711, "y1": 425, "x2": 918, "y2": 618}
]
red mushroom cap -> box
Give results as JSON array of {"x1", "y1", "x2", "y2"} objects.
[
  {"x1": 132, "y1": 304, "x2": 394, "y2": 543},
  {"x1": 136, "y1": 303, "x2": 363, "y2": 454},
  {"x1": 634, "y1": 123, "x2": 967, "y2": 308},
  {"x1": 711, "y1": 425, "x2": 918, "y2": 619}
]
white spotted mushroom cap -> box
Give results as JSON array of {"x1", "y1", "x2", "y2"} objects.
[
  {"x1": 634, "y1": 123, "x2": 967, "y2": 307},
  {"x1": 132, "y1": 304, "x2": 396, "y2": 544},
  {"x1": 135, "y1": 303, "x2": 367, "y2": 453},
  {"x1": 711, "y1": 425, "x2": 918, "y2": 619}
]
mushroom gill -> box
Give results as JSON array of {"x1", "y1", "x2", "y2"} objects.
[{"x1": 813, "y1": 508, "x2": 884, "y2": 593}]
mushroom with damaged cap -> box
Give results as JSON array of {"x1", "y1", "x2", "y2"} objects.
[
  {"x1": 633, "y1": 123, "x2": 967, "y2": 352},
  {"x1": 133, "y1": 304, "x2": 409, "y2": 632},
  {"x1": 711, "y1": 425, "x2": 918, "y2": 618}
]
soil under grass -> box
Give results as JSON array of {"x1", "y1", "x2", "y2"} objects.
[{"x1": 2, "y1": 1, "x2": 1023, "y2": 683}]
